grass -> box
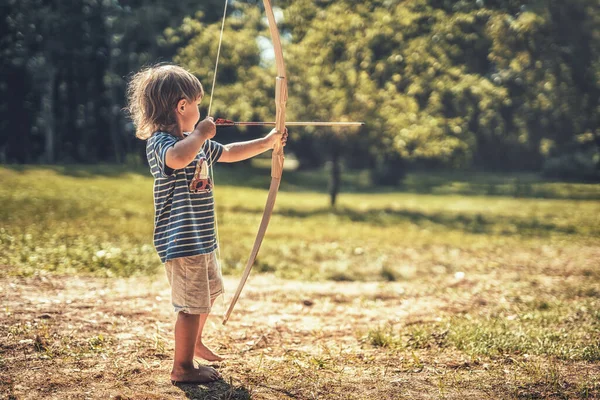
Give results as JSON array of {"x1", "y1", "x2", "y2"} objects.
[
  {"x1": 1, "y1": 164, "x2": 599, "y2": 281},
  {"x1": 1, "y1": 164, "x2": 599, "y2": 399},
  {"x1": 369, "y1": 298, "x2": 600, "y2": 362}
]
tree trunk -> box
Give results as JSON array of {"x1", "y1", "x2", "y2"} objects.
[
  {"x1": 329, "y1": 143, "x2": 341, "y2": 208},
  {"x1": 5, "y1": 66, "x2": 31, "y2": 163},
  {"x1": 52, "y1": 68, "x2": 63, "y2": 161},
  {"x1": 90, "y1": 0, "x2": 116, "y2": 163},
  {"x1": 65, "y1": 64, "x2": 79, "y2": 161},
  {"x1": 43, "y1": 66, "x2": 56, "y2": 163},
  {"x1": 108, "y1": 46, "x2": 123, "y2": 163}
]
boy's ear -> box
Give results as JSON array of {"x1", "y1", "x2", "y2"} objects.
[{"x1": 177, "y1": 99, "x2": 187, "y2": 115}]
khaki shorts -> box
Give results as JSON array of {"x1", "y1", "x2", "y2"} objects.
[{"x1": 164, "y1": 252, "x2": 223, "y2": 314}]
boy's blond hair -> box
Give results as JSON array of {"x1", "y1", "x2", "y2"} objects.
[{"x1": 126, "y1": 64, "x2": 204, "y2": 140}]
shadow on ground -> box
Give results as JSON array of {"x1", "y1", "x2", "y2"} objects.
[
  {"x1": 173, "y1": 377, "x2": 251, "y2": 400},
  {"x1": 5, "y1": 164, "x2": 599, "y2": 200},
  {"x1": 229, "y1": 205, "x2": 588, "y2": 237}
]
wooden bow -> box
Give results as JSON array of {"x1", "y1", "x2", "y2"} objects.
[{"x1": 222, "y1": 0, "x2": 287, "y2": 324}]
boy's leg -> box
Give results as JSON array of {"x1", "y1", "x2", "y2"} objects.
[
  {"x1": 194, "y1": 299, "x2": 224, "y2": 361},
  {"x1": 194, "y1": 252, "x2": 224, "y2": 362},
  {"x1": 171, "y1": 312, "x2": 220, "y2": 383}
]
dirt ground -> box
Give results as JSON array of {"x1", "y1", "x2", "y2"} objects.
[{"x1": 1, "y1": 272, "x2": 598, "y2": 399}]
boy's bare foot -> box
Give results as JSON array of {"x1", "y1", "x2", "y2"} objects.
[
  {"x1": 194, "y1": 342, "x2": 224, "y2": 362},
  {"x1": 170, "y1": 365, "x2": 220, "y2": 384}
]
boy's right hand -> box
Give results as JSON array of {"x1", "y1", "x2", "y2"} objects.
[{"x1": 194, "y1": 117, "x2": 216, "y2": 140}]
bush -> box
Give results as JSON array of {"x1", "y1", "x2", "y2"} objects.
[
  {"x1": 542, "y1": 150, "x2": 600, "y2": 182},
  {"x1": 371, "y1": 154, "x2": 406, "y2": 186}
]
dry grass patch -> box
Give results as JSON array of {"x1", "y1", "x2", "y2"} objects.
[{"x1": 2, "y1": 273, "x2": 599, "y2": 399}]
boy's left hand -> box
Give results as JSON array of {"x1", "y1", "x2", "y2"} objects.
[{"x1": 265, "y1": 128, "x2": 288, "y2": 149}]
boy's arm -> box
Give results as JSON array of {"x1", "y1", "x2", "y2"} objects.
[
  {"x1": 219, "y1": 128, "x2": 288, "y2": 163},
  {"x1": 165, "y1": 118, "x2": 216, "y2": 170}
]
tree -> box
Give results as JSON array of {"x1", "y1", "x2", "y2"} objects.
[{"x1": 0, "y1": 0, "x2": 597, "y2": 184}]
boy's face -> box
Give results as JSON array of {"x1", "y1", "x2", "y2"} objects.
[{"x1": 179, "y1": 96, "x2": 202, "y2": 133}]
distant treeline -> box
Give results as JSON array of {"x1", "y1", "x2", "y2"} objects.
[
  {"x1": 0, "y1": 0, "x2": 223, "y2": 164},
  {"x1": 1, "y1": 0, "x2": 599, "y2": 182}
]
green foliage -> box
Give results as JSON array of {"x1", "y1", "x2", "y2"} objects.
[
  {"x1": 0, "y1": 0, "x2": 228, "y2": 164},
  {"x1": 1, "y1": 0, "x2": 600, "y2": 180},
  {"x1": 170, "y1": 0, "x2": 600, "y2": 179},
  {"x1": 172, "y1": 5, "x2": 271, "y2": 123}
]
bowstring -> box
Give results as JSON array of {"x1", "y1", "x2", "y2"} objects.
[
  {"x1": 208, "y1": 0, "x2": 229, "y2": 316},
  {"x1": 207, "y1": 0, "x2": 228, "y2": 117}
]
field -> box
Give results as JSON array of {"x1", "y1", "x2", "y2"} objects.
[{"x1": 1, "y1": 165, "x2": 599, "y2": 399}]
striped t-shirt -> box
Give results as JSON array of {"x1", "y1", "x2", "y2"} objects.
[{"x1": 146, "y1": 132, "x2": 224, "y2": 263}]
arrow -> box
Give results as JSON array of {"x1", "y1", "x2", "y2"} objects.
[{"x1": 215, "y1": 118, "x2": 364, "y2": 127}]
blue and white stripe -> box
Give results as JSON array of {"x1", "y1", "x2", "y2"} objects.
[{"x1": 146, "y1": 132, "x2": 223, "y2": 263}]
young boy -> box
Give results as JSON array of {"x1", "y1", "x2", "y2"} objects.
[{"x1": 126, "y1": 64, "x2": 287, "y2": 384}]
